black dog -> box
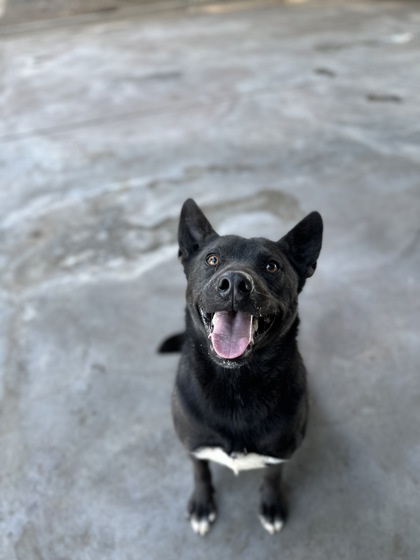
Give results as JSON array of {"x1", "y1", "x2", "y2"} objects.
[{"x1": 160, "y1": 199, "x2": 323, "y2": 536}]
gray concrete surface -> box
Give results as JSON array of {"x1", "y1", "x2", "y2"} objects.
[
  {"x1": 1, "y1": 0, "x2": 419, "y2": 558},
  {"x1": 0, "y1": 0, "x2": 187, "y2": 26}
]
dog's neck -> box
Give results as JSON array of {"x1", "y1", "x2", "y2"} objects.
[{"x1": 177, "y1": 312, "x2": 306, "y2": 435}]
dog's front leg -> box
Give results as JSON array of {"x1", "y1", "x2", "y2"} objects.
[
  {"x1": 259, "y1": 464, "x2": 287, "y2": 535},
  {"x1": 187, "y1": 457, "x2": 217, "y2": 536}
]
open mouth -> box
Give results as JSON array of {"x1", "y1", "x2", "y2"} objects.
[{"x1": 199, "y1": 308, "x2": 275, "y2": 361}]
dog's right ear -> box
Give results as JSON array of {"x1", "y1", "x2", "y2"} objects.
[{"x1": 178, "y1": 199, "x2": 218, "y2": 264}]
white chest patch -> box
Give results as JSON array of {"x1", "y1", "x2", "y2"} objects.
[{"x1": 192, "y1": 446, "x2": 287, "y2": 476}]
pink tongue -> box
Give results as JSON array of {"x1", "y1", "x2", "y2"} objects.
[{"x1": 209, "y1": 311, "x2": 253, "y2": 360}]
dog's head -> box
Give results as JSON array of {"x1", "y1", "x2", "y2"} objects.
[{"x1": 178, "y1": 199, "x2": 323, "y2": 368}]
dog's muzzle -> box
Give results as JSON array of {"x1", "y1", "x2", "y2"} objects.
[{"x1": 199, "y1": 308, "x2": 276, "y2": 361}]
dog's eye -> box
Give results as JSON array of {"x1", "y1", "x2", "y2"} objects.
[
  {"x1": 206, "y1": 254, "x2": 219, "y2": 267},
  {"x1": 265, "y1": 261, "x2": 279, "y2": 273}
]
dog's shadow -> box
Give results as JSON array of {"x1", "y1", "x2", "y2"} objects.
[{"x1": 286, "y1": 388, "x2": 345, "y2": 493}]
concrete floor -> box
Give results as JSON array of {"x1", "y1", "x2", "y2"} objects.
[{"x1": 1, "y1": 1, "x2": 420, "y2": 558}]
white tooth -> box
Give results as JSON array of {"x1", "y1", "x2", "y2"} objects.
[{"x1": 253, "y1": 318, "x2": 259, "y2": 333}]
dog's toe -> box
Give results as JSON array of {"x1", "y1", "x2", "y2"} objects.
[{"x1": 259, "y1": 514, "x2": 284, "y2": 535}]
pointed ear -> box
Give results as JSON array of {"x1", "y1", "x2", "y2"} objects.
[
  {"x1": 278, "y1": 211, "x2": 323, "y2": 285},
  {"x1": 178, "y1": 199, "x2": 218, "y2": 262}
]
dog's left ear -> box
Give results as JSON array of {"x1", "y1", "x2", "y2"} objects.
[
  {"x1": 178, "y1": 199, "x2": 218, "y2": 264},
  {"x1": 278, "y1": 212, "x2": 323, "y2": 286}
]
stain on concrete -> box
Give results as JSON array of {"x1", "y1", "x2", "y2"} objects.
[
  {"x1": 15, "y1": 523, "x2": 44, "y2": 560},
  {"x1": 366, "y1": 93, "x2": 403, "y2": 103}
]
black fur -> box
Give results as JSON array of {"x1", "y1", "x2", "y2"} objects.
[{"x1": 162, "y1": 198, "x2": 323, "y2": 535}]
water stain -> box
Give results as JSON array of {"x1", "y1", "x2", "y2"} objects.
[
  {"x1": 393, "y1": 532, "x2": 409, "y2": 559},
  {"x1": 366, "y1": 93, "x2": 403, "y2": 103},
  {"x1": 15, "y1": 523, "x2": 44, "y2": 560},
  {"x1": 123, "y1": 71, "x2": 183, "y2": 85},
  {"x1": 1, "y1": 180, "x2": 301, "y2": 291},
  {"x1": 314, "y1": 68, "x2": 336, "y2": 78},
  {"x1": 147, "y1": 163, "x2": 255, "y2": 190},
  {"x1": 201, "y1": 188, "x2": 300, "y2": 224},
  {"x1": 315, "y1": 38, "x2": 383, "y2": 51}
]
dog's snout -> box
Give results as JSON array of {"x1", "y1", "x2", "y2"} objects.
[{"x1": 217, "y1": 272, "x2": 253, "y2": 299}]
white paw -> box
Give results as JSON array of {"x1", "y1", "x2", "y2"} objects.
[
  {"x1": 190, "y1": 511, "x2": 217, "y2": 536},
  {"x1": 259, "y1": 514, "x2": 284, "y2": 535}
]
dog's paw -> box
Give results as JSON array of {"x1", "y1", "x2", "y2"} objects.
[
  {"x1": 187, "y1": 496, "x2": 217, "y2": 536},
  {"x1": 259, "y1": 499, "x2": 286, "y2": 535}
]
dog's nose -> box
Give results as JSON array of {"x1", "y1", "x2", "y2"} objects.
[{"x1": 217, "y1": 272, "x2": 253, "y2": 299}]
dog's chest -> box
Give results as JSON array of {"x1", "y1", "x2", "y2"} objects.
[{"x1": 192, "y1": 446, "x2": 286, "y2": 476}]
